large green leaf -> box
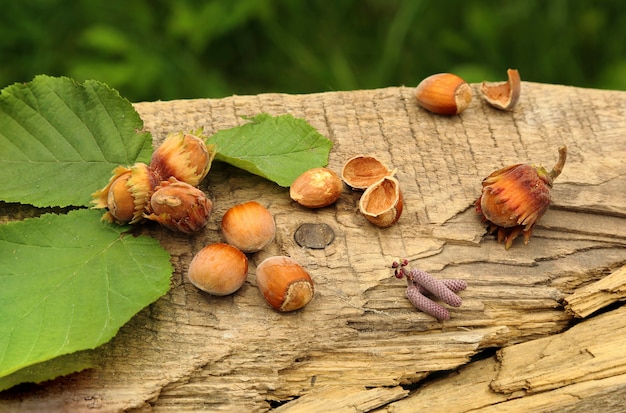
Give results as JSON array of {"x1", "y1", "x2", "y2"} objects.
[
  {"x1": 0, "y1": 75, "x2": 153, "y2": 208},
  {"x1": 207, "y1": 113, "x2": 333, "y2": 187},
  {"x1": 0, "y1": 209, "x2": 172, "y2": 382}
]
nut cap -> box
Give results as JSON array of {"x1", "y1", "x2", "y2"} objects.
[
  {"x1": 290, "y1": 167, "x2": 343, "y2": 208},
  {"x1": 256, "y1": 256, "x2": 314, "y2": 312},
  {"x1": 415, "y1": 73, "x2": 472, "y2": 115}
]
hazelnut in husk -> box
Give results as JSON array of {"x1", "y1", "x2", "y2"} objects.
[
  {"x1": 150, "y1": 130, "x2": 216, "y2": 186},
  {"x1": 145, "y1": 177, "x2": 213, "y2": 234},
  {"x1": 476, "y1": 146, "x2": 567, "y2": 249},
  {"x1": 91, "y1": 162, "x2": 159, "y2": 224}
]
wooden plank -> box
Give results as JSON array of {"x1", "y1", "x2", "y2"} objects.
[
  {"x1": 1, "y1": 83, "x2": 625, "y2": 411},
  {"x1": 564, "y1": 264, "x2": 626, "y2": 318},
  {"x1": 383, "y1": 306, "x2": 626, "y2": 412}
]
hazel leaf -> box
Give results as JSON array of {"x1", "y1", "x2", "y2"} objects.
[
  {"x1": 207, "y1": 113, "x2": 333, "y2": 187},
  {"x1": 0, "y1": 75, "x2": 153, "y2": 208},
  {"x1": 0, "y1": 209, "x2": 172, "y2": 384}
]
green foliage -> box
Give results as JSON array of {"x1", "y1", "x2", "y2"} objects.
[
  {"x1": 207, "y1": 114, "x2": 333, "y2": 187},
  {"x1": 0, "y1": 75, "x2": 153, "y2": 208},
  {"x1": 1, "y1": 0, "x2": 625, "y2": 103},
  {"x1": 0, "y1": 209, "x2": 173, "y2": 387},
  {"x1": 0, "y1": 74, "x2": 332, "y2": 389}
]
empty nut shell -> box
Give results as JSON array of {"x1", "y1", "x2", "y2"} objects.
[
  {"x1": 480, "y1": 68, "x2": 521, "y2": 111},
  {"x1": 341, "y1": 155, "x2": 395, "y2": 190},
  {"x1": 359, "y1": 176, "x2": 403, "y2": 228},
  {"x1": 415, "y1": 73, "x2": 472, "y2": 115},
  {"x1": 290, "y1": 167, "x2": 343, "y2": 208}
]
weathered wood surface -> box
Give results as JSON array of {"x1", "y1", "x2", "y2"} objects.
[{"x1": 1, "y1": 83, "x2": 625, "y2": 412}]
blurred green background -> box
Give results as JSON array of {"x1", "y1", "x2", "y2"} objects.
[{"x1": 2, "y1": 0, "x2": 626, "y2": 102}]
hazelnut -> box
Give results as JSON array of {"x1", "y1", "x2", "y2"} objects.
[
  {"x1": 414, "y1": 73, "x2": 473, "y2": 115},
  {"x1": 150, "y1": 130, "x2": 216, "y2": 186},
  {"x1": 255, "y1": 256, "x2": 314, "y2": 312},
  {"x1": 91, "y1": 162, "x2": 159, "y2": 224},
  {"x1": 359, "y1": 176, "x2": 403, "y2": 228},
  {"x1": 341, "y1": 155, "x2": 395, "y2": 190},
  {"x1": 221, "y1": 201, "x2": 276, "y2": 253},
  {"x1": 188, "y1": 243, "x2": 248, "y2": 295},
  {"x1": 480, "y1": 68, "x2": 521, "y2": 111},
  {"x1": 145, "y1": 177, "x2": 213, "y2": 233},
  {"x1": 289, "y1": 167, "x2": 343, "y2": 208}
]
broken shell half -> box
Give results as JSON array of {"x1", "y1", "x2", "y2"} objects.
[
  {"x1": 341, "y1": 155, "x2": 395, "y2": 190},
  {"x1": 359, "y1": 176, "x2": 403, "y2": 228},
  {"x1": 480, "y1": 68, "x2": 521, "y2": 111}
]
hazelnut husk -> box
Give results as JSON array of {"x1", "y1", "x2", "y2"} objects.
[
  {"x1": 290, "y1": 167, "x2": 343, "y2": 208},
  {"x1": 188, "y1": 243, "x2": 248, "y2": 296},
  {"x1": 150, "y1": 130, "x2": 216, "y2": 186},
  {"x1": 145, "y1": 177, "x2": 213, "y2": 233},
  {"x1": 480, "y1": 68, "x2": 521, "y2": 111},
  {"x1": 341, "y1": 155, "x2": 395, "y2": 190},
  {"x1": 476, "y1": 146, "x2": 567, "y2": 249},
  {"x1": 255, "y1": 256, "x2": 314, "y2": 312},
  {"x1": 415, "y1": 73, "x2": 473, "y2": 115},
  {"x1": 359, "y1": 176, "x2": 403, "y2": 228},
  {"x1": 91, "y1": 162, "x2": 159, "y2": 224},
  {"x1": 221, "y1": 201, "x2": 276, "y2": 253}
]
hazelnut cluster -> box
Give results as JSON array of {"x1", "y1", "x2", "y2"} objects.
[
  {"x1": 92, "y1": 131, "x2": 216, "y2": 234},
  {"x1": 188, "y1": 201, "x2": 315, "y2": 312}
]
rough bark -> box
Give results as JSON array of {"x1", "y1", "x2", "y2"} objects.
[{"x1": 1, "y1": 83, "x2": 625, "y2": 412}]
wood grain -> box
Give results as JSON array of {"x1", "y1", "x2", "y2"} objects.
[{"x1": 1, "y1": 83, "x2": 625, "y2": 412}]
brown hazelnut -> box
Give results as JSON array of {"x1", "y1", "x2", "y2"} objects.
[
  {"x1": 188, "y1": 243, "x2": 249, "y2": 295},
  {"x1": 341, "y1": 155, "x2": 395, "y2": 190},
  {"x1": 255, "y1": 256, "x2": 314, "y2": 312},
  {"x1": 480, "y1": 68, "x2": 521, "y2": 111},
  {"x1": 91, "y1": 162, "x2": 159, "y2": 224},
  {"x1": 359, "y1": 176, "x2": 403, "y2": 228},
  {"x1": 150, "y1": 131, "x2": 216, "y2": 186},
  {"x1": 414, "y1": 73, "x2": 473, "y2": 115},
  {"x1": 289, "y1": 167, "x2": 343, "y2": 208},
  {"x1": 145, "y1": 177, "x2": 213, "y2": 233},
  {"x1": 221, "y1": 201, "x2": 276, "y2": 253}
]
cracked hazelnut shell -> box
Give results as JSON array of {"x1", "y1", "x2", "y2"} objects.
[
  {"x1": 359, "y1": 176, "x2": 403, "y2": 228},
  {"x1": 480, "y1": 68, "x2": 521, "y2": 111},
  {"x1": 341, "y1": 155, "x2": 395, "y2": 190}
]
